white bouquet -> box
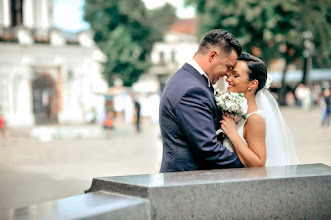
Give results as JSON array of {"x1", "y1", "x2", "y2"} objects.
[{"x1": 214, "y1": 89, "x2": 248, "y2": 135}]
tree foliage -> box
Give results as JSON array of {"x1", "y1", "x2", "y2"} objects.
[
  {"x1": 185, "y1": 0, "x2": 331, "y2": 68},
  {"x1": 84, "y1": 0, "x2": 176, "y2": 86},
  {"x1": 147, "y1": 3, "x2": 177, "y2": 43},
  {"x1": 186, "y1": 0, "x2": 330, "y2": 105}
]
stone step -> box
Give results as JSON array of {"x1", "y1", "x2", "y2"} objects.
[{"x1": 0, "y1": 191, "x2": 151, "y2": 220}]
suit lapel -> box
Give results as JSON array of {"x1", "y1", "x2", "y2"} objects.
[
  {"x1": 182, "y1": 63, "x2": 224, "y2": 140},
  {"x1": 182, "y1": 63, "x2": 211, "y2": 91}
]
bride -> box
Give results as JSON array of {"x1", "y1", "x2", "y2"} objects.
[{"x1": 221, "y1": 52, "x2": 298, "y2": 167}]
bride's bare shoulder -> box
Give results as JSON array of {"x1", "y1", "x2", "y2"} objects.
[
  {"x1": 244, "y1": 113, "x2": 266, "y2": 142},
  {"x1": 245, "y1": 113, "x2": 265, "y2": 129}
]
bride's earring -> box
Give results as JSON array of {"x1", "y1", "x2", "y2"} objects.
[{"x1": 248, "y1": 88, "x2": 251, "y2": 91}]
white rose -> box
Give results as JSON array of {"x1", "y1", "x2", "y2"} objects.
[{"x1": 241, "y1": 103, "x2": 248, "y2": 114}]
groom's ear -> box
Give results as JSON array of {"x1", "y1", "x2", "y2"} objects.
[{"x1": 209, "y1": 50, "x2": 218, "y2": 62}]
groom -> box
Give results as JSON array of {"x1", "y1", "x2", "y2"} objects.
[{"x1": 159, "y1": 29, "x2": 244, "y2": 172}]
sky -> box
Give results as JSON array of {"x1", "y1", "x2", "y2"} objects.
[{"x1": 53, "y1": 0, "x2": 195, "y2": 32}]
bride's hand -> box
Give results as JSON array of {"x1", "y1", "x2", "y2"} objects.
[{"x1": 221, "y1": 112, "x2": 237, "y2": 139}]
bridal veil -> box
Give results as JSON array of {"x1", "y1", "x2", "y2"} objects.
[{"x1": 255, "y1": 75, "x2": 298, "y2": 166}]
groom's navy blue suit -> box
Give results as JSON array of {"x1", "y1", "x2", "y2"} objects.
[{"x1": 159, "y1": 63, "x2": 244, "y2": 172}]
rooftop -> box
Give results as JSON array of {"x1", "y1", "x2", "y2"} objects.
[{"x1": 168, "y1": 18, "x2": 197, "y2": 35}]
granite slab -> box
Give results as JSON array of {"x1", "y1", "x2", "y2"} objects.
[
  {"x1": 86, "y1": 164, "x2": 331, "y2": 219},
  {"x1": 0, "y1": 191, "x2": 150, "y2": 220}
]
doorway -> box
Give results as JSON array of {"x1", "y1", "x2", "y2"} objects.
[{"x1": 32, "y1": 73, "x2": 58, "y2": 124}]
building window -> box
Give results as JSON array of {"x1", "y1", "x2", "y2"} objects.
[
  {"x1": 11, "y1": 0, "x2": 23, "y2": 27},
  {"x1": 171, "y1": 50, "x2": 176, "y2": 63},
  {"x1": 159, "y1": 52, "x2": 165, "y2": 65}
]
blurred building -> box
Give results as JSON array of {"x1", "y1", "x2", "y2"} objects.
[
  {"x1": 269, "y1": 69, "x2": 331, "y2": 87},
  {"x1": 133, "y1": 18, "x2": 199, "y2": 93},
  {"x1": 0, "y1": 0, "x2": 107, "y2": 126}
]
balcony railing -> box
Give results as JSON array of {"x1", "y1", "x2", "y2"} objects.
[{"x1": 0, "y1": 25, "x2": 79, "y2": 45}]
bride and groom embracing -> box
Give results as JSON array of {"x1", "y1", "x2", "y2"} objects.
[{"x1": 159, "y1": 29, "x2": 297, "y2": 172}]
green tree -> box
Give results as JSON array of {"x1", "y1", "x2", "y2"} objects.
[
  {"x1": 147, "y1": 3, "x2": 177, "y2": 43},
  {"x1": 84, "y1": 0, "x2": 176, "y2": 87},
  {"x1": 298, "y1": 0, "x2": 331, "y2": 85},
  {"x1": 185, "y1": 0, "x2": 331, "y2": 105}
]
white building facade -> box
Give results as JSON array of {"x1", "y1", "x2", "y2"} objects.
[
  {"x1": 146, "y1": 19, "x2": 199, "y2": 92},
  {"x1": 139, "y1": 18, "x2": 227, "y2": 93},
  {"x1": 0, "y1": 0, "x2": 107, "y2": 127}
]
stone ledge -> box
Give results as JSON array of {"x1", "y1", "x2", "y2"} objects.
[
  {"x1": 0, "y1": 191, "x2": 150, "y2": 220},
  {"x1": 86, "y1": 164, "x2": 331, "y2": 219}
]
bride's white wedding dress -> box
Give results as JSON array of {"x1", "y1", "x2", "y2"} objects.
[
  {"x1": 223, "y1": 110, "x2": 263, "y2": 153},
  {"x1": 223, "y1": 75, "x2": 298, "y2": 167},
  {"x1": 223, "y1": 110, "x2": 264, "y2": 152},
  {"x1": 223, "y1": 109, "x2": 293, "y2": 167}
]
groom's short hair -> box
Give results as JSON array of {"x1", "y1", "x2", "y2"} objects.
[{"x1": 197, "y1": 29, "x2": 242, "y2": 57}]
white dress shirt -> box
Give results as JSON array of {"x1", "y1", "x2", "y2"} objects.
[{"x1": 186, "y1": 59, "x2": 211, "y2": 87}]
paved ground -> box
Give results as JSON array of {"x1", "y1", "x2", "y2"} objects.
[{"x1": 0, "y1": 106, "x2": 330, "y2": 210}]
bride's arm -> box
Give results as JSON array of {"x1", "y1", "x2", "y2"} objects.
[{"x1": 221, "y1": 114, "x2": 266, "y2": 167}]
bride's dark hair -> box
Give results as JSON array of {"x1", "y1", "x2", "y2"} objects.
[{"x1": 237, "y1": 52, "x2": 267, "y2": 93}]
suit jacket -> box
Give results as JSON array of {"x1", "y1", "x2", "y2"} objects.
[{"x1": 159, "y1": 63, "x2": 244, "y2": 172}]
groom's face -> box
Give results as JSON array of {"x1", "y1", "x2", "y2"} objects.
[{"x1": 207, "y1": 49, "x2": 238, "y2": 85}]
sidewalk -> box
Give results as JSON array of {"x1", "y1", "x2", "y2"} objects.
[
  {"x1": 0, "y1": 117, "x2": 163, "y2": 210},
  {"x1": 281, "y1": 107, "x2": 331, "y2": 166},
  {"x1": 0, "y1": 107, "x2": 330, "y2": 210}
]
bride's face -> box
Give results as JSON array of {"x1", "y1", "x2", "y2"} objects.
[{"x1": 225, "y1": 61, "x2": 251, "y2": 93}]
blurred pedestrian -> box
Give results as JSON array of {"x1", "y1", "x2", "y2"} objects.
[
  {"x1": 139, "y1": 94, "x2": 149, "y2": 119},
  {"x1": 103, "y1": 111, "x2": 115, "y2": 138},
  {"x1": 103, "y1": 100, "x2": 115, "y2": 138},
  {"x1": 312, "y1": 83, "x2": 322, "y2": 106},
  {"x1": 0, "y1": 107, "x2": 7, "y2": 145},
  {"x1": 321, "y1": 88, "x2": 331, "y2": 127},
  {"x1": 134, "y1": 97, "x2": 141, "y2": 132},
  {"x1": 295, "y1": 84, "x2": 305, "y2": 108},
  {"x1": 302, "y1": 85, "x2": 312, "y2": 110},
  {"x1": 148, "y1": 92, "x2": 160, "y2": 124},
  {"x1": 123, "y1": 94, "x2": 134, "y2": 124}
]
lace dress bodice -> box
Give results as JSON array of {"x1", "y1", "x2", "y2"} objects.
[{"x1": 223, "y1": 110, "x2": 264, "y2": 152}]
